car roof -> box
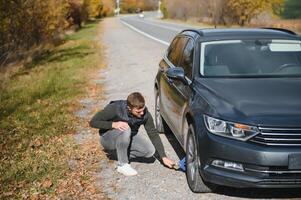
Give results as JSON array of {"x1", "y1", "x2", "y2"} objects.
[{"x1": 181, "y1": 28, "x2": 300, "y2": 40}]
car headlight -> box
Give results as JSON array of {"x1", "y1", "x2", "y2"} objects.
[{"x1": 204, "y1": 115, "x2": 259, "y2": 141}]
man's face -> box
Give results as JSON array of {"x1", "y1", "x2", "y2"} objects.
[{"x1": 129, "y1": 106, "x2": 145, "y2": 118}]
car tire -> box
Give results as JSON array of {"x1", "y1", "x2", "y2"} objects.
[
  {"x1": 155, "y1": 91, "x2": 171, "y2": 134},
  {"x1": 186, "y1": 124, "x2": 216, "y2": 193}
]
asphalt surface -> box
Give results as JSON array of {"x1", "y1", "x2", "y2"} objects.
[
  {"x1": 120, "y1": 17, "x2": 178, "y2": 44},
  {"x1": 96, "y1": 14, "x2": 301, "y2": 200},
  {"x1": 120, "y1": 12, "x2": 205, "y2": 44}
]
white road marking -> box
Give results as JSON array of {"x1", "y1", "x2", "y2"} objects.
[
  {"x1": 127, "y1": 17, "x2": 181, "y2": 32},
  {"x1": 120, "y1": 19, "x2": 170, "y2": 46},
  {"x1": 147, "y1": 18, "x2": 207, "y2": 29}
]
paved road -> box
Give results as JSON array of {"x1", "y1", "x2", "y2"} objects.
[
  {"x1": 120, "y1": 17, "x2": 179, "y2": 44},
  {"x1": 96, "y1": 15, "x2": 301, "y2": 200},
  {"x1": 120, "y1": 12, "x2": 206, "y2": 45}
]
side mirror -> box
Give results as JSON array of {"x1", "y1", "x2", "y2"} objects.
[{"x1": 166, "y1": 67, "x2": 188, "y2": 85}]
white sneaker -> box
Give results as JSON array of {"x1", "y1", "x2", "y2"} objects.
[{"x1": 117, "y1": 163, "x2": 138, "y2": 176}]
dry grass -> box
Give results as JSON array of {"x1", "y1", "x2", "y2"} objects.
[{"x1": 0, "y1": 20, "x2": 108, "y2": 199}]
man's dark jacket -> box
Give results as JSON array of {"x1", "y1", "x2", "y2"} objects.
[{"x1": 89, "y1": 100, "x2": 166, "y2": 158}]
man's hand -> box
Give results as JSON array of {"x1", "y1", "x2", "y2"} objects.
[
  {"x1": 112, "y1": 121, "x2": 129, "y2": 131},
  {"x1": 161, "y1": 157, "x2": 175, "y2": 168}
]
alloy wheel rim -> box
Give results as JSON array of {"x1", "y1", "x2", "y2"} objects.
[
  {"x1": 187, "y1": 134, "x2": 196, "y2": 183},
  {"x1": 155, "y1": 95, "x2": 162, "y2": 129}
]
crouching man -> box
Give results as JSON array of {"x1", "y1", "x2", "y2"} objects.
[{"x1": 90, "y1": 92, "x2": 175, "y2": 176}]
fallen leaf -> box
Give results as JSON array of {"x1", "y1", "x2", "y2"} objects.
[
  {"x1": 17, "y1": 181, "x2": 26, "y2": 188},
  {"x1": 42, "y1": 179, "x2": 53, "y2": 188},
  {"x1": 30, "y1": 193, "x2": 40, "y2": 200},
  {"x1": 30, "y1": 138, "x2": 43, "y2": 148},
  {"x1": 3, "y1": 192, "x2": 13, "y2": 197}
]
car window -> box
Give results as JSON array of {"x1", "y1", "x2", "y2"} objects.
[
  {"x1": 167, "y1": 38, "x2": 179, "y2": 64},
  {"x1": 167, "y1": 37, "x2": 188, "y2": 67},
  {"x1": 180, "y1": 38, "x2": 194, "y2": 79},
  {"x1": 200, "y1": 39, "x2": 301, "y2": 77}
]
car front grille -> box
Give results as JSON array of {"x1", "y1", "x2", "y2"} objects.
[{"x1": 250, "y1": 127, "x2": 301, "y2": 146}]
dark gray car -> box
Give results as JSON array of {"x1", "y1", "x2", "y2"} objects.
[{"x1": 154, "y1": 28, "x2": 301, "y2": 192}]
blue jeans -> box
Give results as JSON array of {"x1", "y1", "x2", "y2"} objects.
[{"x1": 100, "y1": 127, "x2": 156, "y2": 165}]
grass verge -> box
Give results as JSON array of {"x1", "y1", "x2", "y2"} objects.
[{"x1": 0, "y1": 20, "x2": 104, "y2": 199}]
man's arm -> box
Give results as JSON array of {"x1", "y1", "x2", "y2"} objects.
[
  {"x1": 144, "y1": 111, "x2": 175, "y2": 168},
  {"x1": 89, "y1": 103, "x2": 116, "y2": 129}
]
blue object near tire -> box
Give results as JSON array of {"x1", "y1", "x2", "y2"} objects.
[{"x1": 179, "y1": 157, "x2": 186, "y2": 171}]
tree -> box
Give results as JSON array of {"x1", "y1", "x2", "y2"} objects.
[
  {"x1": 0, "y1": 0, "x2": 68, "y2": 64},
  {"x1": 82, "y1": 0, "x2": 105, "y2": 18},
  {"x1": 160, "y1": 0, "x2": 168, "y2": 18},
  {"x1": 227, "y1": 0, "x2": 284, "y2": 26},
  {"x1": 66, "y1": 0, "x2": 83, "y2": 28},
  {"x1": 281, "y1": 0, "x2": 301, "y2": 19},
  {"x1": 100, "y1": 0, "x2": 115, "y2": 17},
  {"x1": 121, "y1": 0, "x2": 157, "y2": 13},
  {"x1": 0, "y1": 0, "x2": 114, "y2": 66},
  {"x1": 197, "y1": 0, "x2": 228, "y2": 25}
]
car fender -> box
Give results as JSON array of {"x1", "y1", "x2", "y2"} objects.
[{"x1": 182, "y1": 101, "x2": 199, "y2": 151}]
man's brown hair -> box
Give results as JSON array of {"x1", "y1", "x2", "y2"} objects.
[{"x1": 127, "y1": 92, "x2": 145, "y2": 109}]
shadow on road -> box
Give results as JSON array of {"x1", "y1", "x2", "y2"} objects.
[
  {"x1": 163, "y1": 132, "x2": 301, "y2": 199},
  {"x1": 164, "y1": 132, "x2": 186, "y2": 159},
  {"x1": 103, "y1": 149, "x2": 156, "y2": 164}
]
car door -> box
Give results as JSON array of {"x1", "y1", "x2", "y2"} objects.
[
  {"x1": 159, "y1": 36, "x2": 189, "y2": 139},
  {"x1": 170, "y1": 38, "x2": 195, "y2": 143}
]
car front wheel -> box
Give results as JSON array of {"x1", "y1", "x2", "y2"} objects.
[{"x1": 186, "y1": 124, "x2": 216, "y2": 193}]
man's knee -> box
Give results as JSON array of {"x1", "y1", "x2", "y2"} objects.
[
  {"x1": 117, "y1": 127, "x2": 132, "y2": 144},
  {"x1": 120, "y1": 127, "x2": 131, "y2": 138},
  {"x1": 144, "y1": 144, "x2": 156, "y2": 158},
  {"x1": 101, "y1": 128, "x2": 131, "y2": 149}
]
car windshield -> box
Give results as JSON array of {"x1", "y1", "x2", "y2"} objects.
[{"x1": 200, "y1": 39, "x2": 301, "y2": 77}]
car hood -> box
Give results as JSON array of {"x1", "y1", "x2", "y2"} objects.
[{"x1": 194, "y1": 77, "x2": 301, "y2": 127}]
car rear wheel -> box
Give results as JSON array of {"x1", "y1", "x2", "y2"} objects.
[
  {"x1": 155, "y1": 91, "x2": 171, "y2": 134},
  {"x1": 186, "y1": 125, "x2": 216, "y2": 193}
]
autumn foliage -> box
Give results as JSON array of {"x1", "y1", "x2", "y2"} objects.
[
  {"x1": 121, "y1": 0, "x2": 157, "y2": 13},
  {"x1": 0, "y1": 0, "x2": 67, "y2": 63},
  {"x1": 0, "y1": 0, "x2": 114, "y2": 66},
  {"x1": 161, "y1": 0, "x2": 285, "y2": 26},
  {"x1": 227, "y1": 0, "x2": 284, "y2": 26},
  {"x1": 0, "y1": 21, "x2": 107, "y2": 199},
  {"x1": 160, "y1": 0, "x2": 301, "y2": 34}
]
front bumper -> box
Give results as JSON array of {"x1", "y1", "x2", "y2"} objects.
[{"x1": 198, "y1": 130, "x2": 301, "y2": 188}]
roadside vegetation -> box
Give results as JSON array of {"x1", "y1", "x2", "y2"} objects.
[
  {"x1": 0, "y1": 17, "x2": 106, "y2": 200},
  {"x1": 119, "y1": 0, "x2": 157, "y2": 13},
  {"x1": 281, "y1": 0, "x2": 301, "y2": 19},
  {"x1": 1, "y1": 1, "x2": 114, "y2": 199},
  {"x1": 0, "y1": 0, "x2": 115, "y2": 67},
  {"x1": 160, "y1": 0, "x2": 301, "y2": 33}
]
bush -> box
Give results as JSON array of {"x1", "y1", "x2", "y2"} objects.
[
  {"x1": 160, "y1": 1, "x2": 168, "y2": 19},
  {"x1": 0, "y1": 0, "x2": 68, "y2": 65},
  {"x1": 281, "y1": 0, "x2": 301, "y2": 19},
  {"x1": 162, "y1": 0, "x2": 285, "y2": 26},
  {"x1": 0, "y1": 0, "x2": 114, "y2": 67}
]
